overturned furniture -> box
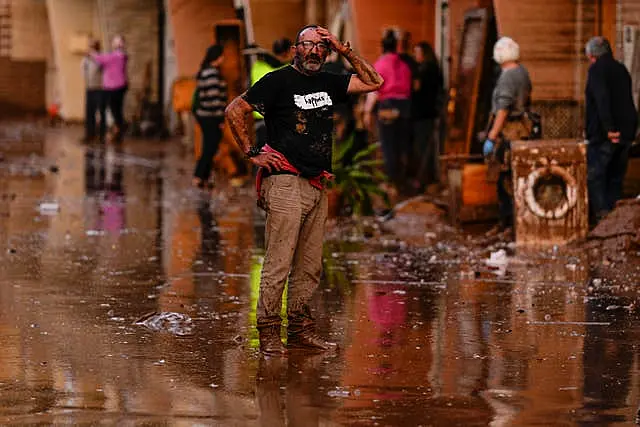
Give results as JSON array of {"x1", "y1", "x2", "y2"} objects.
[
  {"x1": 511, "y1": 140, "x2": 588, "y2": 246},
  {"x1": 441, "y1": 7, "x2": 499, "y2": 224}
]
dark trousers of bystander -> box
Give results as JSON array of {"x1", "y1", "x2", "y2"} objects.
[
  {"x1": 412, "y1": 118, "x2": 439, "y2": 190},
  {"x1": 377, "y1": 98, "x2": 411, "y2": 189},
  {"x1": 497, "y1": 171, "x2": 513, "y2": 228},
  {"x1": 194, "y1": 116, "x2": 224, "y2": 183},
  {"x1": 494, "y1": 139, "x2": 513, "y2": 229},
  {"x1": 84, "y1": 89, "x2": 106, "y2": 141},
  {"x1": 106, "y1": 86, "x2": 128, "y2": 137},
  {"x1": 587, "y1": 139, "x2": 631, "y2": 222}
]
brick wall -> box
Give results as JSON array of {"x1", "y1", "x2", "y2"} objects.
[
  {"x1": 494, "y1": 0, "x2": 598, "y2": 102},
  {"x1": 96, "y1": 0, "x2": 160, "y2": 117},
  {"x1": 349, "y1": 0, "x2": 436, "y2": 63},
  {"x1": 10, "y1": 0, "x2": 56, "y2": 109},
  {"x1": 169, "y1": 0, "x2": 236, "y2": 77},
  {"x1": 11, "y1": 0, "x2": 51, "y2": 61},
  {"x1": 249, "y1": 0, "x2": 305, "y2": 50},
  {"x1": 46, "y1": 0, "x2": 98, "y2": 121},
  {"x1": 0, "y1": 57, "x2": 46, "y2": 116}
]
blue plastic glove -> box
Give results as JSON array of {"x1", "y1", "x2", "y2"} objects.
[{"x1": 483, "y1": 139, "x2": 494, "y2": 157}]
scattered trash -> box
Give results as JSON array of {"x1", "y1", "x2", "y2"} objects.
[
  {"x1": 135, "y1": 312, "x2": 195, "y2": 336},
  {"x1": 529, "y1": 321, "x2": 611, "y2": 326},
  {"x1": 38, "y1": 202, "x2": 60, "y2": 214},
  {"x1": 327, "y1": 387, "x2": 360, "y2": 398},
  {"x1": 485, "y1": 249, "x2": 509, "y2": 276}
]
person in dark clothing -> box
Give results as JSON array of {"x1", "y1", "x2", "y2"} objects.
[
  {"x1": 82, "y1": 39, "x2": 106, "y2": 143},
  {"x1": 411, "y1": 41, "x2": 444, "y2": 191},
  {"x1": 193, "y1": 45, "x2": 228, "y2": 189},
  {"x1": 584, "y1": 36, "x2": 638, "y2": 223},
  {"x1": 399, "y1": 31, "x2": 419, "y2": 76},
  {"x1": 364, "y1": 29, "x2": 412, "y2": 192}
]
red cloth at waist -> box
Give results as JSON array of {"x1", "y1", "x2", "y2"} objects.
[{"x1": 255, "y1": 145, "x2": 333, "y2": 199}]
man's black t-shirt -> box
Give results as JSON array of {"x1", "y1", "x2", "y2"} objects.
[{"x1": 243, "y1": 65, "x2": 351, "y2": 177}]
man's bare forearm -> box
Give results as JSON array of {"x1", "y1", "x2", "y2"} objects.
[
  {"x1": 225, "y1": 97, "x2": 253, "y2": 154},
  {"x1": 342, "y1": 49, "x2": 383, "y2": 87}
]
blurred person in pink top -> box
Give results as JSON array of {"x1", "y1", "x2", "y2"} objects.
[
  {"x1": 364, "y1": 29, "x2": 412, "y2": 192},
  {"x1": 92, "y1": 35, "x2": 129, "y2": 142}
]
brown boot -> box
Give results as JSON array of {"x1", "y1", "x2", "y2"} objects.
[
  {"x1": 287, "y1": 313, "x2": 337, "y2": 353},
  {"x1": 258, "y1": 324, "x2": 287, "y2": 356}
]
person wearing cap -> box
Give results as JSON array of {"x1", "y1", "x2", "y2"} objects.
[{"x1": 482, "y1": 36, "x2": 532, "y2": 235}]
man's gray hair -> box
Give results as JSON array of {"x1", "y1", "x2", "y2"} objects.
[{"x1": 585, "y1": 36, "x2": 612, "y2": 58}]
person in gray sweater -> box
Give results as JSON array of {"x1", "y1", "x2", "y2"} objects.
[
  {"x1": 82, "y1": 39, "x2": 106, "y2": 143},
  {"x1": 483, "y1": 36, "x2": 533, "y2": 233}
]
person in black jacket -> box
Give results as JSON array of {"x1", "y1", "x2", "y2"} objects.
[{"x1": 584, "y1": 36, "x2": 638, "y2": 223}]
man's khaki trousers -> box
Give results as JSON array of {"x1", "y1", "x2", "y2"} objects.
[{"x1": 256, "y1": 174, "x2": 327, "y2": 327}]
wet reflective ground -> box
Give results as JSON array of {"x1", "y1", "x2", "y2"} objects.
[{"x1": 1, "y1": 125, "x2": 640, "y2": 426}]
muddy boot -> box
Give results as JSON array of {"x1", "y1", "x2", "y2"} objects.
[
  {"x1": 287, "y1": 311, "x2": 337, "y2": 353},
  {"x1": 258, "y1": 323, "x2": 287, "y2": 356}
]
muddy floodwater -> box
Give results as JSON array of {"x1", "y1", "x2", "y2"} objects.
[{"x1": 1, "y1": 126, "x2": 640, "y2": 426}]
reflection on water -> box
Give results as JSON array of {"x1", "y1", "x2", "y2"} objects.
[{"x1": 0, "y1": 128, "x2": 639, "y2": 425}]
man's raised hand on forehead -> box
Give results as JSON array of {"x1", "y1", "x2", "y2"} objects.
[{"x1": 315, "y1": 27, "x2": 348, "y2": 54}]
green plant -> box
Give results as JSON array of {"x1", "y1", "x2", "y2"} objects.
[{"x1": 329, "y1": 132, "x2": 390, "y2": 216}]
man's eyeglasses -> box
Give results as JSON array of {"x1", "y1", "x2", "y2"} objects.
[{"x1": 296, "y1": 41, "x2": 330, "y2": 53}]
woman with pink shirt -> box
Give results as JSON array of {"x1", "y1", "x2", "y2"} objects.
[
  {"x1": 364, "y1": 30, "x2": 412, "y2": 191},
  {"x1": 92, "y1": 35, "x2": 129, "y2": 142}
]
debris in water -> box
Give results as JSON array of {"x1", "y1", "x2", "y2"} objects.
[
  {"x1": 328, "y1": 387, "x2": 356, "y2": 398},
  {"x1": 135, "y1": 312, "x2": 195, "y2": 336},
  {"x1": 529, "y1": 321, "x2": 611, "y2": 326},
  {"x1": 485, "y1": 249, "x2": 509, "y2": 276},
  {"x1": 38, "y1": 202, "x2": 60, "y2": 214}
]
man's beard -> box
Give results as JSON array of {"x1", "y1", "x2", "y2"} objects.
[{"x1": 296, "y1": 53, "x2": 323, "y2": 74}]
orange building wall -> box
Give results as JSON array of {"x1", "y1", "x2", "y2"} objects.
[
  {"x1": 349, "y1": 0, "x2": 436, "y2": 63},
  {"x1": 168, "y1": 0, "x2": 236, "y2": 77},
  {"x1": 494, "y1": 0, "x2": 597, "y2": 101},
  {"x1": 249, "y1": 0, "x2": 306, "y2": 50}
]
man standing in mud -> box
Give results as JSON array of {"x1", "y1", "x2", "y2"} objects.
[
  {"x1": 584, "y1": 36, "x2": 638, "y2": 224},
  {"x1": 226, "y1": 25, "x2": 383, "y2": 355}
]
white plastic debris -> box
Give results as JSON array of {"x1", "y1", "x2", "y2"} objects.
[
  {"x1": 485, "y1": 249, "x2": 509, "y2": 276},
  {"x1": 38, "y1": 202, "x2": 60, "y2": 214}
]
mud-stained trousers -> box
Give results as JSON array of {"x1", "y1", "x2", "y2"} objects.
[{"x1": 256, "y1": 174, "x2": 327, "y2": 330}]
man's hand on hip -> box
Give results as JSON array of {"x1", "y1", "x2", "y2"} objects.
[
  {"x1": 251, "y1": 152, "x2": 286, "y2": 173},
  {"x1": 608, "y1": 131, "x2": 621, "y2": 143}
]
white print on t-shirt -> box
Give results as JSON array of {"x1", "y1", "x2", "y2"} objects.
[{"x1": 293, "y1": 92, "x2": 333, "y2": 110}]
